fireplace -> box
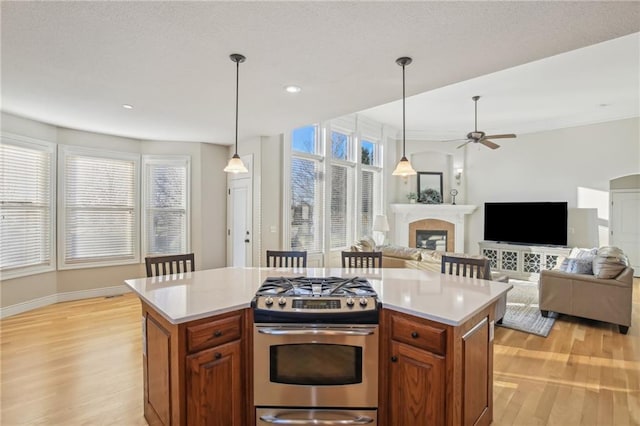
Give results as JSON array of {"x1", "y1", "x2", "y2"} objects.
[
  {"x1": 416, "y1": 230, "x2": 447, "y2": 251},
  {"x1": 389, "y1": 204, "x2": 477, "y2": 253},
  {"x1": 410, "y1": 219, "x2": 454, "y2": 252}
]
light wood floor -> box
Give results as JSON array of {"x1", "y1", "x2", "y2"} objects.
[{"x1": 1, "y1": 280, "x2": 639, "y2": 425}]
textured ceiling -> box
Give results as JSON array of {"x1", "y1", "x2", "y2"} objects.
[{"x1": 1, "y1": 1, "x2": 639, "y2": 144}]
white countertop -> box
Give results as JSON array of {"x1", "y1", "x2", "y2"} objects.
[{"x1": 124, "y1": 267, "x2": 512, "y2": 326}]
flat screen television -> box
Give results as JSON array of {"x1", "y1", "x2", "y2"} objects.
[{"x1": 484, "y1": 202, "x2": 568, "y2": 246}]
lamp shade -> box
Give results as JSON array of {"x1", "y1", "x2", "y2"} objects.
[
  {"x1": 372, "y1": 215, "x2": 390, "y2": 232},
  {"x1": 223, "y1": 154, "x2": 248, "y2": 174},
  {"x1": 392, "y1": 156, "x2": 416, "y2": 177}
]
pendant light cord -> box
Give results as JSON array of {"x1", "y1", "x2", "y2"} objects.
[
  {"x1": 235, "y1": 58, "x2": 240, "y2": 155},
  {"x1": 402, "y1": 62, "x2": 406, "y2": 157}
]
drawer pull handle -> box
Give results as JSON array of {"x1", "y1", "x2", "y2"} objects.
[
  {"x1": 391, "y1": 356, "x2": 398, "y2": 363},
  {"x1": 411, "y1": 331, "x2": 419, "y2": 338},
  {"x1": 213, "y1": 330, "x2": 222, "y2": 337},
  {"x1": 214, "y1": 352, "x2": 222, "y2": 360}
]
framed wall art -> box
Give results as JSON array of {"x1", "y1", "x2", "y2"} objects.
[{"x1": 417, "y1": 172, "x2": 443, "y2": 204}]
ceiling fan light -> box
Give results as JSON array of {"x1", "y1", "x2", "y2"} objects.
[
  {"x1": 392, "y1": 156, "x2": 416, "y2": 176},
  {"x1": 223, "y1": 153, "x2": 248, "y2": 174}
]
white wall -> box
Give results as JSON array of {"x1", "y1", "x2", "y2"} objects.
[{"x1": 463, "y1": 117, "x2": 639, "y2": 253}]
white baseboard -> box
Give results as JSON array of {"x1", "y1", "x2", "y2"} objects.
[{"x1": 0, "y1": 285, "x2": 131, "y2": 319}]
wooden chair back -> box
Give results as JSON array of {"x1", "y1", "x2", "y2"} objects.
[
  {"x1": 145, "y1": 253, "x2": 195, "y2": 277},
  {"x1": 341, "y1": 251, "x2": 383, "y2": 268},
  {"x1": 266, "y1": 250, "x2": 307, "y2": 267},
  {"x1": 440, "y1": 255, "x2": 490, "y2": 279}
]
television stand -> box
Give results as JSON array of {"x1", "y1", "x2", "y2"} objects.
[{"x1": 479, "y1": 241, "x2": 571, "y2": 281}]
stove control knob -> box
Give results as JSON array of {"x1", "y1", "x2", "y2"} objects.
[
  {"x1": 278, "y1": 297, "x2": 287, "y2": 306},
  {"x1": 346, "y1": 297, "x2": 355, "y2": 307},
  {"x1": 359, "y1": 297, "x2": 368, "y2": 307},
  {"x1": 265, "y1": 296, "x2": 274, "y2": 306}
]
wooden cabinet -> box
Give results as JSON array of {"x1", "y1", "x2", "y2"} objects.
[
  {"x1": 186, "y1": 340, "x2": 243, "y2": 426},
  {"x1": 388, "y1": 340, "x2": 445, "y2": 425},
  {"x1": 382, "y1": 306, "x2": 495, "y2": 426},
  {"x1": 141, "y1": 302, "x2": 250, "y2": 426}
]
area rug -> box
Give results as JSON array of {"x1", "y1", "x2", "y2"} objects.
[{"x1": 497, "y1": 279, "x2": 557, "y2": 337}]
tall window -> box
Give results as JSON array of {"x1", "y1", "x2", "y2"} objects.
[
  {"x1": 143, "y1": 156, "x2": 190, "y2": 255},
  {"x1": 288, "y1": 122, "x2": 384, "y2": 259},
  {"x1": 0, "y1": 135, "x2": 56, "y2": 278},
  {"x1": 329, "y1": 130, "x2": 354, "y2": 249},
  {"x1": 291, "y1": 125, "x2": 323, "y2": 252},
  {"x1": 359, "y1": 138, "x2": 382, "y2": 238},
  {"x1": 59, "y1": 146, "x2": 139, "y2": 268}
]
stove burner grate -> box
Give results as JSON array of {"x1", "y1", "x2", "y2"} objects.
[{"x1": 256, "y1": 276, "x2": 377, "y2": 297}]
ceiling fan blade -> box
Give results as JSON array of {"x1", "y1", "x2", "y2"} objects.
[
  {"x1": 441, "y1": 138, "x2": 468, "y2": 143},
  {"x1": 456, "y1": 140, "x2": 473, "y2": 149},
  {"x1": 480, "y1": 139, "x2": 500, "y2": 149},
  {"x1": 484, "y1": 133, "x2": 516, "y2": 139}
]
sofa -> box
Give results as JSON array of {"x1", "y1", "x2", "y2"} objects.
[
  {"x1": 539, "y1": 246, "x2": 634, "y2": 334},
  {"x1": 351, "y1": 238, "x2": 509, "y2": 322}
]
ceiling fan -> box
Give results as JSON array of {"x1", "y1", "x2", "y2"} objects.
[{"x1": 452, "y1": 95, "x2": 516, "y2": 150}]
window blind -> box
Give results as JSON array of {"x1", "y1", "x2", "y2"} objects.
[
  {"x1": 0, "y1": 138, "x2": 55, "y2": 276},
  {"x1": 61, "y1": 149, "x2": 138, "y2": 266},
  {"x1": 360, "y1": 170, "x2": 374, "y2": 238},
  {"x1": 330, "y1": 164, "x2": 349, "y2": 249},
  {"x1": 290, "y1": 157, "x2": 323, "y2": 252},
  {"x1": 144, "y1": 158, "x2": 189, "y2": 255}
]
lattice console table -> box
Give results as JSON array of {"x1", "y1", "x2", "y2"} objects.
[{"x1": 479, "y1": 241, "x2": 571, "y2": 281}]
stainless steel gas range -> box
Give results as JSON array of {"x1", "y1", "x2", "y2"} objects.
[{"x1": 252, "y1": 276, "x2": 380, "y2": 425}]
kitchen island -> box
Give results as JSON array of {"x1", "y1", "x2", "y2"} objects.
[{"x1": 125, "y1": 267, "x2": 512, "y2": 426}]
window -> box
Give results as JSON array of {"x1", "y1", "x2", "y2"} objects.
[
  {"x1": 359, "y1": 138, "x2": 382, "y2": 238},
  {"x1": 331, "y1": 130, "x2": 350, "y2": 160},
  {"x1": 361, "y1": 139, "x2": 376, "y2": 165},
  {"x1": 330, "y1": 164, "x2": 353, "y2": 249},
  {"x1": 287, "y1": 120, "x2": 384, "y2": 260},
  {"x1": 59, "y1": 146, "x2": 139, "y2": 268},
  {"x1": 143, "y1": 156, "x2": 190, "y2": 256},
  {"x1": 0, "y1": 134, "x2": 56, "y2": 278},
  {"x1": 290, "y1": 125, "x2": 324, "y2": 252}
]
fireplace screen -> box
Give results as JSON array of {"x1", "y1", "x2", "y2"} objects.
[{"x1": 416, "y1": 230, "x2": 447, "y2": 251}]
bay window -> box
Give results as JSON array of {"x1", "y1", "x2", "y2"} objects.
[
  {"x1": 143, "y1": 156, "x2": 190, "y2": 256},
  {"x1": 0, "y1": 134, "x2": 56, "y2": 278},
  {"x1": 59, "y1": 146, "x2": 139, "y2": 268}
]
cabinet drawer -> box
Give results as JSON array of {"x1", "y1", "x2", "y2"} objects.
[
  {"x1": 391, "y1": 314, "x2": 446, "y2": 356},
  {"x1": 187, "y1": 314, "x2": 242, "y2": 353}
]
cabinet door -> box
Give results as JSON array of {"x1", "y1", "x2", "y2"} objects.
[
  {"x1": 186, "y1": 340, "x2": 243, "y2": 426},
  {"x1": 388, "y1": 341, "x2": 445, "y2": 426},
  {"x1": 462, "y1": 318, "x2": 491, "y2": 426},
  {"x1": 145, "y1": 315, "x2": 171, "y2": 426}
]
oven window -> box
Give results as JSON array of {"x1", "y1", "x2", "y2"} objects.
[{"x1": 270, "y1": 344, "x2": 362, "y2": 385}]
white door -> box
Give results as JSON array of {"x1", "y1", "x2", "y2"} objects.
[
  {"x1": 228, "y1": 175, "x2": 253, "y2": 267},
  {"x1": 610, "y1": 191, "x2": 639, "y2": 276}
]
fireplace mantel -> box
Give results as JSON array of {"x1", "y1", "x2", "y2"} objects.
[{"x1": 389, "y1": 204, "x2": 477, "y2": 252}]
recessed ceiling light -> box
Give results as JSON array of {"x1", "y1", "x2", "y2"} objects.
[
  {"x1": 284, "y1": 85, "x2": 301, "y2": 93},
  {"x1": 599, "y1": 103, "x2": 610, "y2": 107},
  {"x1": 122, "y1": 104, "x2": 133, "y2": 109}
]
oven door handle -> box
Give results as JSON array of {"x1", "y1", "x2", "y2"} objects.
[
  {"x1": 259, "y1": 414, "x2": 374, "y2": 425},
  {"x1": 257, "y1": 327, "x2": 375, "y2": 336}
]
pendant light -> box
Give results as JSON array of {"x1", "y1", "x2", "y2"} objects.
[
  {"x1": 224, "y1": 53, "x2": 249, "y2": 174},
  {"x1": 392, "y1": 56, "x2": 417, "y2": 177}
]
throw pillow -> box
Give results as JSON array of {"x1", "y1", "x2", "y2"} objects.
[
  {"x1": 351, "y1": 236, "x2": 376, "y2": 252},
  {"x1": 592, "y1": 246, "x2": 629, "y2": 279},
  {"x1": 563, "y1": 258, "x2": 594, "y2": 275},
  {"x1": 568, "y1": 247, "x2": 598, "y2": 259}
]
